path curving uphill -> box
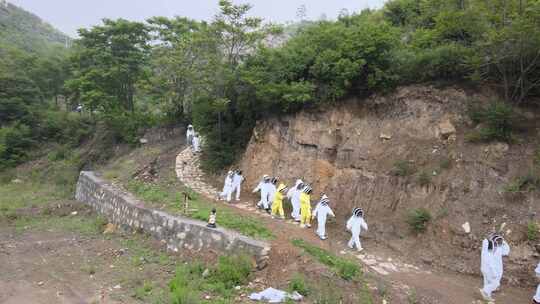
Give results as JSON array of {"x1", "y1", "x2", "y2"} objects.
[{"x1": 174, "y1": 147, "x2": 532, "y2": 304}]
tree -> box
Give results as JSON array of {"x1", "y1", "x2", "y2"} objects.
[
  {"x1": 67, "y1": 19, "x2": 150, "y2": 112},
  {"x1": 471, "y1": 0, "x2": 540, "y2": 103}
]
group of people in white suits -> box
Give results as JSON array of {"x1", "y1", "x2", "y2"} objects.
[
  {"x1": 218, "y1": 170, "x2": 244, "y2": 202},
  {"x1": 250, "y1": 175, "x2": 368, "y2": 250}
]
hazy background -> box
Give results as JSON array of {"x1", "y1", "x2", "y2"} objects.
[{"x1": 8, "y1": 0, "x2": 387, "y2": 37}]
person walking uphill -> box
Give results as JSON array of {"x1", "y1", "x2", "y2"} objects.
[
  {"x1": 232, "y1": 170, "x2": 245, "y2": 201},
  {"x1": 219, "y1": 171, "x2": 234, "y2": 202},
  {"x1": 346, "y1": 208, "x2": 368, "y2": 252},
  {"x1": 271, "y1": 183, "x2": 287, "y2": 219},
  {"x1": 479, "y1": 233, "x2": 510, "y2": 302},
  {"x1": 186, "y1": 124, "x2": 195, "y2": 146},
  {"x1": 533, "y1": 262, "x2": 540, "y2": 304},
  {"x1": 299, "y1": 185, "x2": 312, "y2": 228},
  {"x1": 253, "y1": 175, "x2": 271, "y2": 212},
  {"x1": 312, "y1": 194, "x2": 335, "y2": 240},
  {"x1": 287, "y1": 180, "x2": 304, "y2": 222}
]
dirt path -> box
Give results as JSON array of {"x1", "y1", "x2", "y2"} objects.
[{"x1": 175, "y1": 147, "x2": 534, "y2": 304}]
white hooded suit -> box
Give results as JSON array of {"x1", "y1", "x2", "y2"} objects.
[
  {"x1": 313, "y1": 201, "x2": 335, "y2": 239},
  {"x1": 346, "y1": 215, "x2": 368, "y2": 251},
  {"x1": 480, "y1": 238, "x2": 510, "y2": 298}
]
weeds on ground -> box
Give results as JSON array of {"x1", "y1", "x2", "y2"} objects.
[
  {"x1": 391, "y1": 160, "x2": 415, "y2": 177},
  {"x1": 528, "y1": 221, "x2": 539, "y2": 242},
  {"x1": 288, "y1": 274, "x2": 310, "y2": 296},
  {"x1": 169, "y1": 255, "x2": 252, "y2": 303},
  {"x1": 406, "y1": 208, "x2": 432, "y2": 233},
  {"x1": 503, "y1": 174, "x2": 540, "y2": 193},
  {"x1": 439, "y1": 157, "x2": 452, "y2": 170},
  {"x1": 133, "y1": 281, "x2": 154, "y2": 300},
  {"x1": 127, "y1": 180, "x2": 273, "y2": 239},
  {"x1": 291, "y1": 239, "x2": 361, "y2": 281}
]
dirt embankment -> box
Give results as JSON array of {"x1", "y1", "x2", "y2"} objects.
[{"x1": 238, "y1": 85, "x2": 540, "y2": 286}]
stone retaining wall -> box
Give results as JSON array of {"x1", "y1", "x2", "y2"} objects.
[{"x1": 75, "y1": 171, "x2": 270, "y2": 266}]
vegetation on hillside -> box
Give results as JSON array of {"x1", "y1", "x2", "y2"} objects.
[
  {"x1": 3, "y1": 0, "x2": 540, "y2": 172},
  {"x1": 0, "y1": 2, "x2": 70, "y2": 52}
]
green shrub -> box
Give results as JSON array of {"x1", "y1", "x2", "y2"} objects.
[
  {"x1": 392, "y1": 160, "x2": 415, "y2": 177},
  {"x1": 288, "y1": 274, "x2": 310, "y2": 296},
  {"x1": 0, "y1": 124, "x2": 33, "y2": 168},
  {"x1": 291, "y1": 239, "x2": 361, "y2": 281},
  {"x1": 417, "y1": 171, "x2": 432, "y2": 186},
  {"x1": 503, "y1": 174, "x2": 540, "y2": 193},
  {"x1": 169, "y1": 264, "x2": 203, "y2": 304},
  {"x1": 528, "y1": 221, "x2": 539, "y2": 242},
  {"x1": 406, "y1": 208, "x2": 432, "y2": 233},
  {"x1": 466, "y1": 101, "x2": 515, "y2": 143},
  {"x1": 209, "y1": 255, "x2": 252, "y2": 289},
  {"x1": 439, "y1": 157, "x2": 452, "y2": 170}
]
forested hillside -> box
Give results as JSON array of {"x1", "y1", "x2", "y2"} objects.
[
  {"x1": 3, "y1": 0, "x2": 540, "y2": 172},
  {"x1": 0, "y1": 1, "x2": 69, "y2": 52}
]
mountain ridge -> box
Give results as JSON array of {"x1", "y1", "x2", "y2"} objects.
[{"x1": 0, "y1": 0, "x2": 70, "y2": 53}]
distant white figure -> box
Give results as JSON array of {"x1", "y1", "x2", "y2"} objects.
[
  {"x1": 75, "y1": 104, "x2": 83, "y2": 113},
  {"x1": 479, "y1": 233, "x2": 510, "y2": 302},
  {"x1": 346, "y1": 208, "x2": 368, "y2": 252},
  {"x1": 533, "y1": 262, "x2": 540, "y2": 304},
  {"x1": 253, "y1": 175, "x2": 271, "y2": 211},
  {"x1": 287, "y1": 179, "x2": 303, "y2": 221},
  {"x1": 219, "y1": 171, "x2": 234, "y2": 202},
  {"x1": 312, "y1": 194, "x2": 335, "y2": 240},
  {"x1": 192, "y1": 133, "x2": 201, "y2": 152},
  {"x1": 232, "y1": 169, "x2": 245, "y2": 201},
  {"x1": 186, "y1": 124, "x2": 195, "y2": 146}
]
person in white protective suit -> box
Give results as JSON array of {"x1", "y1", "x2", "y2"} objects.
[
  {"x1": 253, "y1": 175, "x2": 271, "y2": 210},
  {"x1": 533, "y1": 262, "x2": 540, "y2": 304},
  {"x1": 479, "y1": 233, "x2": 510, "y2": 302},
  {"x1": 192, "y1": 133, "x2": 201, "y2": 152},
  {"x1": 232, "y1": 169, "x2": 245, "y2": 201},
  {"x1": 346, "y1": 208, "x2": 368, "y2": 252},
  {"x1": 312, "y1": 194, "x2": 335, "y2": 240},
  {"x1": 219, "y1": 171, "x2": 235, "y2": 202},
  {"x1": 287, "y1": 179, "x2": 303, "y2": 221},
  {"x1": 267, "y1": 177, "x2": 278, "y2": 211},
  {"x1": 186, "y1": 124, "x2": 195, "y2": 146}
]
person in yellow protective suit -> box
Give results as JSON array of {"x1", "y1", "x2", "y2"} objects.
[
  {"x1": 299, "y1": 185, "x2": 312, "y2": 228},
  {"x1": 271, "y1": 183, "x2": 287, "y2": 219}
]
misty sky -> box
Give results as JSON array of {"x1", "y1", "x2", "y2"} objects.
[{"x1": 8, "y1": 0, "x2": 387, "y2": 37}]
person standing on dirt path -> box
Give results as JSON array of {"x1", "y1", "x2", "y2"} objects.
[
  {"x1": 192, "y1": 133, "x2": 201, "y2": 152},
  {"x1": 268, "y1": 177, "x2": 279, "y2": 209},
  {"x1": 253, "y1": 175, "x2": 271, "y2": 211},
  {"x1": 271, "y1": 183, "x2": 287, "y2": 219},
  {"x1": 232, "y1": 170, "x2": 244, "y2": 201},
  {"x1": 312, "y1": 194, "x2": 335, "y2": 240},
  {"x1": 533, "y1": 262, "x2": 540, "y2": 304},
  {"x1": 186, "y1": 124, "x2": 195, "y2": 146},
  {"x1": 287, "y1": 179, "x2": 303, "y2": 222},
  {"x1": 346, "y1": 208, "x2": 368, "y2": 252},
  {"x1": 299, "y1": 185, "x2": 312, "y2": 228},
  {"x1": 479, "y1": 233, "x2": 510, "y2": 302},
  {"x1": 219, "y1": 171, "x2": 234, "y2": 202}
]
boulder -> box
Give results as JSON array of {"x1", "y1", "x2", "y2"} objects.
[
  {"x1": 380, "y1": 133, "x2": 392, "y2": 140},
  {"x1": 437, "y1": 120, "x2": 456, "y2": 139}
]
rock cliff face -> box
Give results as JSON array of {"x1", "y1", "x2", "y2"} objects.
[{"x1": 238, "y1": 85, "x2": 540, "y2": 284}]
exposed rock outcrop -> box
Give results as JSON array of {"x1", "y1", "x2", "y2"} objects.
[{"x1": 238, "y1": 85, "x2": 540, "y2": 285}]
